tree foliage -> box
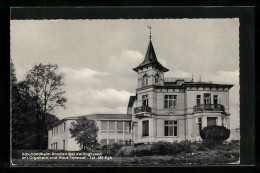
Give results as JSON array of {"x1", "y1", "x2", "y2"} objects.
[
  {"x1": 200, "y1": 125, "x2": 230, "y2": 142},
  {"x1": 11, "y1": 62, "x2": 64, "y2": 149},
  {"x1": 24, "y1": 63, "x2": 67, "y2": 149},
  {"x1": 69, "y1": 117, "x2": 99, "y2": 151}
]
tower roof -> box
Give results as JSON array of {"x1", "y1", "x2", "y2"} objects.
[{"x1": 133, "y1": 40, "x2": 169, "y2": 72}]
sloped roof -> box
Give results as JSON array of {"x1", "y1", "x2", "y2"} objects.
[
  {"x1": 127, "y1": 96, "x2": 136, "y2": 108},
  {"x1": 133, "y1": 40, "x2": 169, "y2": 72}
]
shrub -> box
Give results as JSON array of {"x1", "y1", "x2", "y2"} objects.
[
  {"x1": 177, "y1": 140, "x2": 193, "y2": 153},
  {"x1": 134, "y1": 142, "x2": 145, "y2": 147},
  {"x1": 197, "y1": 143, "x2": 206, "y2": 151},
  {"x1": 200, "y1": 125, "x2": 230, "y2": 142},
  {"x1": 202, "y1": 139, "x2": 222, "y2": 149},
  {"x1": 129, "y1": 149, "x2": 153, "y2": 157},
  {"x1": 151, "y1": 140, "x2": 193, "y2": 155},
  {"x1": 101, "y1": 143, "x2": 124, "y2": 156},
  {"x1": 151, "y1": 141, "x2": 174, "y2": 155}
]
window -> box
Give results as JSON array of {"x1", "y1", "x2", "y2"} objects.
[
  {"x1": 109, "y1": 121, "x2": 115, "y2": 133},
  {"x1": 164, "y1": 121, "x2": 178, "y2": 136},
  {"x1": 197, "y1": 118, "x2": 202, "y2": 135},
  {"x1": 214, "y1": 95, "x2": 218, "y2": 104},
  {"x1": 207, "y1": 117, "x2": 217, "y2": 126},
  {"x1": 196, "y1": 95, "x2": 201, "y2": 106},
  {"x1": 63, "y1": 140, "x2": 65, "y2": 150},
  {"x1": 53, "y1": 126, "x2": 58, "y2": 135},
  {"x1": 117, "y1": 121, "x2": 123, "y2": 133},
  {"x1": 124, "y1": 121, "x2": 131, "y2": 134},
  {"x1": 52, "y1": 128, "x2": 53, "y2": 136},
  {"x1": 142, "y1": 74, "x2": 148, "y2": 86},
  {"x1": 51, "y1": 144, "x2": 53, "y2": 149},
  {"x1": 164, "y1": 95, "x2": 177, "y2": 109},
  {"x1": 63, "y1": 122, "x2": 66, "y2": 131},
  {"x1": 204, "y1": 93, "x2": 211, "y2": 105},
  {"x1": 101, "y1": 121, "x2": 107, "y2": 133},
  {"x1": 142, "y1": 94, "x2": 149, "y2": 106},
  {"x1": 53, "y1": 142, "x2": 57, "y2": 150},
  {"x1": 222, "y1": 118, "x2": 224, "y2": 126},
  {"x1": 155, "y1": 74, "x2": 159, "y2": 84},
  {"x1": 142, "y1": 120, "x2": 149, "y2": 136}
]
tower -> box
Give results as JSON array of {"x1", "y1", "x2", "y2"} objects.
[{"x1": 133, "y1": 28, "x2": 168, "y2": 88}]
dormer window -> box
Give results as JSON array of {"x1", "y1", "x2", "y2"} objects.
[{"x1": 142, "y1": 74, "x2": 148, "y2": 86}]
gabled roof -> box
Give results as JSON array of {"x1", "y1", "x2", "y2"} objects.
[{"x1": 133, "y1": 40, "x2": 169, "y2": 72}]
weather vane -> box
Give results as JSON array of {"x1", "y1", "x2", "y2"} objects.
[{"x1": 147, "y1": 24, "x2": 151, "y2": 40}]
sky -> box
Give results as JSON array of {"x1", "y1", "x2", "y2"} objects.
[{"x1": 11, "y1": 19, "x2": 240, "y2": 129}]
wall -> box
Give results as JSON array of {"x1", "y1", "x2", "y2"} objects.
[
  {"x1": 48, "y1": 120, "x2": 69, "y2": 150},
  {"x1": 137, "y1": 66, "x2": 164, "y2": 88},
  {"x1": 156, "y1": 91, "x2": 185, "y2": 115},
  {"x1": 185, "y1": 89, "x2": 230, "y2": 114}
]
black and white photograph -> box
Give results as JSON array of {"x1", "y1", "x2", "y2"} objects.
[{"x1": 10, "y1": 17, "x2": 240, "y2": 166}]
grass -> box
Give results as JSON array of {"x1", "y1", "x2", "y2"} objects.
[{"x1": 11, "y1": 141, "x2": 240, "y2": 166}]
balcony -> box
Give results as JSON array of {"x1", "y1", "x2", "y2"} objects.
[
  {"x1": 134, "y1": 106, "x2": 152, "y2": 118},
  {"x1": 193, "y1": 104, "x2": 225, "y2": 113}
]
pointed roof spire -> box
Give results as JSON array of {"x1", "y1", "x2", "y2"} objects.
[
  {"x1": 147, "y1": 24, "x2": 151, "y2": 40},
  {"x1": 133, "y1": 27, "x2": 169, "y2": 72}
]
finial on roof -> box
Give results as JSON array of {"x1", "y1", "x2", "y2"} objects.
[{"x1": 147, "y1": 24, "x2": 151, "y2": 40}]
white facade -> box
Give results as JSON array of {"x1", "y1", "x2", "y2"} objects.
[
  {"x1": 128, "y1": 39, "x2": 233, "y2": 143},
  {"x1": 48, "y1": 114, "x2": 132, "y2": 151}
]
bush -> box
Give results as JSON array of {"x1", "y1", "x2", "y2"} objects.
[
  {"x1": 200, "y1": 125, "x2": 230, "y2": 142},
  {"x1": 202, "y1": 139, "x2": 222, "y2": 149},
  {"x1": 134, "y1": 142, "x2": 145, "y2": 147},
  {"x1": 151, "y1": 141, "x2": 175, "y2": 155},
  {"x1": 177, "y1": 140, "x2": 193, "y2": 153},
  {"x1": 151, "y1": 140, "x2": 193, "y2": 156},
  {"x1": 129, "y1": 149, "x2": 154, "y2": 157},
  {"x1": 101, "y1": 143, "x2": 124, "y2": 156},
  {"x1": 197, "y1": 143, "x2": 206, "y2": 151}
]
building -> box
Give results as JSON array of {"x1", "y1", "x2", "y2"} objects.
[
  {"x1": 48, "y1": 114, "x2": 132, "y2": 151},
  {"x1": 48, "y1": 34, "x2": 233, "y2": 150},
  {"x1": 127, "y1": 36, "x2": 233, "y2": 143}
]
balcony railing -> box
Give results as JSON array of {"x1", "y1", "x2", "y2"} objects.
[
  {"x1": 134, "y1": 106, "x2": 152, "y2": 114},
  {"x1": 164, "y1": 78, "x2": 192, "y2": 82},
  {"x1": 193, "y1": 104, "x2": 225, "y2": 113}
]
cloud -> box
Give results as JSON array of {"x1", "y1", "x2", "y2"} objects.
[
  {"x1": 110, "y1": 49, "x2": 144, "y2": 69},
  {"x1": 60, "y1": 67, "x2": 108, "y2": 89},
  {"x1": 158, "y1": 58, "x2": 168, "y2": 67},
  {"x1": 56, "y1": 87, "x2": 133, "y2": 119},
  {"x1": 165, "y1": 70, "x2": 192, "y2": 78}
]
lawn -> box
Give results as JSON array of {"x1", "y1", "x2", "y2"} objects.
[{"x1": 11, "y1": 141, "x2": 240, "y2": 166}]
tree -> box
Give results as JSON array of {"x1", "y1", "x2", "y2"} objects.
[
  {"x1": 25, "y1": 63, "x2": 67, "y2": 149},
  {"x1": 11, "y1": 62, "x2": 61, "y2": 150},
  {"x1": 69, "y1": 117, "x2": 99, "y2": 151},
  {"x1": 200, "y1": 125, "x2": 230, "y2": 145}
]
